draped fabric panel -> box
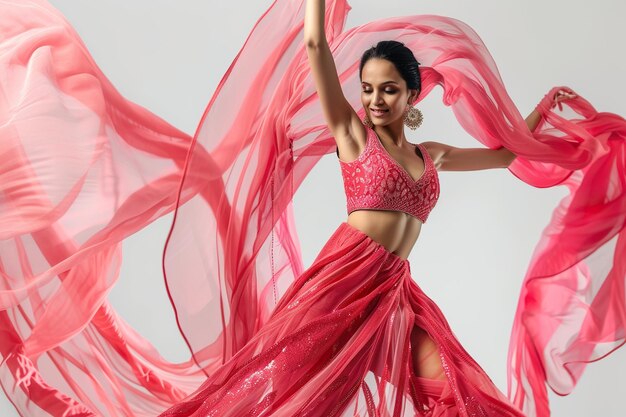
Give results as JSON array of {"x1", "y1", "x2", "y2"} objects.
[{"x1": 0, "y1": 0, "x2": 624, "y2": 416}]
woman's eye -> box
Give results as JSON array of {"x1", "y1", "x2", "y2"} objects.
[{"x1": 362, "y1": 89, "x2": 396, "y2": 94}]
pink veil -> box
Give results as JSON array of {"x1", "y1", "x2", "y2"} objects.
[{"x1": 0, "y1": 0, "x2": 624, "y2": 416}]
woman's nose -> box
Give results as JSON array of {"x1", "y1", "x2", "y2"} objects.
[{"x1": 372, "y1": 93, "x2": 384, "y2": 104}]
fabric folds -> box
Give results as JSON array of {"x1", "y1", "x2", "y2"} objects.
[
  {"x1": 156, "y1": 222, "x2": 526, "y2": 416},
  {"x1": 0, "y1": 0, "x2": 624, "y2": 416}
]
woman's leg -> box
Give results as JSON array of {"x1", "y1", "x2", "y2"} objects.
[
  {"x1": 410, "y1": 325, "x2": 446, "y2": 381},
  {"x1": 408, "y1": 325, "x2": 458, "y2": 414}
]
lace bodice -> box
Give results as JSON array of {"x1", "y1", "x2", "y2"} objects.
[{"x1": 337, "y1": 125, "x2": 440, "y2": 223}]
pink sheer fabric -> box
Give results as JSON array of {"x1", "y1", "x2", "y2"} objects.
[
  {"x1": 0, "y1": 0, "x2": 624, "y2": 416},
  {"x1": 157, "y1": 222, "x2": 526, "y2": 416}
]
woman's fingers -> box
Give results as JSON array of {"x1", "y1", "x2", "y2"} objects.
[{"x1": 554, "y1": 90, "x2": 577, "y2": 110}]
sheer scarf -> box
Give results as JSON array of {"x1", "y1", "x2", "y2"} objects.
[{"x1": 0, "y1": 1, "x2": 624, "y2": 416}]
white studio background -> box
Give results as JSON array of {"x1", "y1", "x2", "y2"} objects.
[{"x1": 2, "y1": 1, "x2": 624, "y2": 416}]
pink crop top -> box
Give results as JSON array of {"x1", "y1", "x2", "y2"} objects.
[{"x1": 337, "y1": 125, "x2": 440, "y2": 223}]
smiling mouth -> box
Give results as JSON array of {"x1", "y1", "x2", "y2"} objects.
[{"x1": 371, "y1": 108, "x2": 389, "y2": 116}]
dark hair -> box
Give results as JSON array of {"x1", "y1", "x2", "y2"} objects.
[
  {"x1": 336, "y1": 41, "x2": 422, "y2": 159},
  {"x1": 359, "y1": 40, "x2": 421, "y2": 98}
]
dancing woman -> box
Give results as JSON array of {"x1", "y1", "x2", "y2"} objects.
[
  {"x1": 1, "y1": 1, "x2": 624, "y2": 416},
  {"x1": 157, "y1": 1, "x2": 574, "y2": 415}
]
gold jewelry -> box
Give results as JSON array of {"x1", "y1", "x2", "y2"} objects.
[
  {"x1": 403, "y1": 105, "x2": 423, "y2": 130},
  {"x1": 362, "y1": 105, "x2": 423, "y2": 130}
]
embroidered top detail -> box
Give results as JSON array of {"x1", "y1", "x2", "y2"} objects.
[{"x1": 338, "y1": 125, "x2": 440, "y2": 223}]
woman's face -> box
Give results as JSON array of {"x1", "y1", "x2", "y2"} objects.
[{"x1": 360, "y1": 58, "x2": 417, "y2": 127}]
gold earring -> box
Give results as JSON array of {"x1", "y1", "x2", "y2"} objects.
[
  {"x1": 361, "y1": 113, "x2": 374, "y2": 128},
  {"x1": 403, "y1": 105, "x2": 423, "y2": 130}
]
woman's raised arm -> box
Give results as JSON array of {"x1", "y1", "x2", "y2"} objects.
[
  {"x1": 304, "y1": 0, "x2": 362, "y2": 149},
  {"x1": 422, "y1": 88, "x2": 578, "y2": 172}
]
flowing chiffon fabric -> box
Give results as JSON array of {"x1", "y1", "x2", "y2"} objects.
[
  {"x1": 157, "y1": 221, "x2": 525, "y2": 417},
  {"x1": 0, "y1": 0, "x2": 624, "y2": 416}
]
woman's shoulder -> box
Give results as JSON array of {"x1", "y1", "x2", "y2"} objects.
[{"x1": 418, "y1": 141, "x2": 446, "y2": 168}]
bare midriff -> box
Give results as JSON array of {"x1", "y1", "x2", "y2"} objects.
[{"x1": 346, "y1": 209, "x2": 422, "y2": 260}]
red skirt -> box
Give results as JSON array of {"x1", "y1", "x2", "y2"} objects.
[{"x1": 157, "y1": 222, "x2": 525, "y2": 417}]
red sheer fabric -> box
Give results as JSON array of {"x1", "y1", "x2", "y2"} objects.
[
  {"x1": 158, "y1": 222, "x2": 526, "y2": 416},
  {"x1": 0, "y1": 0, "x2": 624, "y2": 416}
]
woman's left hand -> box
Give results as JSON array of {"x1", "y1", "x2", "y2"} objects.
[
  {"x1": 553, "y1": 88, "x2": 578, "y2": 111},
  {"x1": 536, "y1": 86, "x2": 578, "y2": 113}
]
